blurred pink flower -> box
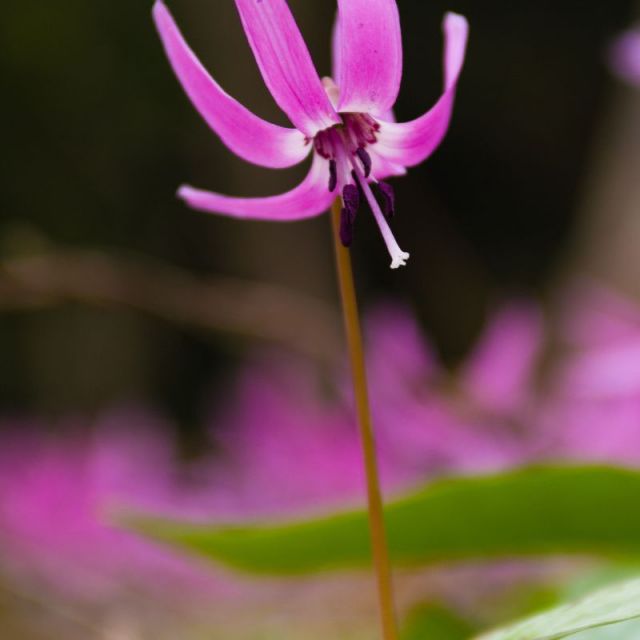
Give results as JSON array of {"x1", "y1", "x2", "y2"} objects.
[
  {"x1": 364, "y1": 303, "x2": 539, "y2": 477},
  {"x1": 610, "y1": 28, "x2": 640, "y2": 85},
  {"x1": 153, "y1": 1, "x2": 468, "y2": 268},
  {"x1": 204, "y1": 301, "x2": 544, "y2": 521},
  {"x1": 202, "y1": 358, "x2": 383, "y2": 518},
  {"x1": 536, "y1": 283, "x2": 640, "y2": 464},
  {"x1": 207, "y1": 286, "x2": 640, "y2": 518},
  {"x1": 0, "y1": 300, "x2": 543, "y2": 603},
  {"x1": 4, "y1": 284, "x2": 640, "y2": 608},
  {"x1": 0, "y1": 410, "x2": 224, "y2": 603},
  {"x1": 461, "y1": 303, "x2": 544, "y2": 416}
]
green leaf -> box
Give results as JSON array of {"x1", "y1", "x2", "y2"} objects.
[
  {"x1": 401, "y1": 604, "x2": 474, "y2": 640},
  {"x1": 121, "y1": 466, "x2": 640, "y2": 574},
  {"x1": 571, "y1": 619, "x2": 640, "y2": 639},
  {"x1": 475, "y1": 577, "x2": 640, "y2": 640}
]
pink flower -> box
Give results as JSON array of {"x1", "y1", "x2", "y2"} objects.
[
  {"x1": 5, "y1": 288, "x2": 640, "y2": 628},
  {"x1": 610, "y1": 28, "x2": 640, "y2": 85},
  {"x1": 535, "y1": 283, "x2": 640, "y2": 464},
  {"x1": 203, "y1": 303, "x2": 540, "y2": 520},
  {"x1": 460, "y1": 303, "x2": 544, "y2": 417},
  {"x1": 152, "y1": 0, "x2": 469, "y2": 268},
  {"x1": 0, "y1": 410, "x2": 225, "y2": 603},
  {"x1": 202, "y1": 356, "x2": 391, "y2": 518},
  {"x1": 364, "y1": 303, "x2": 540, "y2": 476}
]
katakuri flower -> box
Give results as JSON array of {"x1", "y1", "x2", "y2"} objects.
[
  {"x1": 610, "y1": 27, "x2": 640, "y2": 85},
  {"x1": 153, "y1": 0, "x2": 468, "y2": 268}
]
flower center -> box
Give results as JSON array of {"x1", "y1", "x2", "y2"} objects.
[
  {"x1": 313, "y1": 112, "x2": 379, "y2": 183},
  {"x1": 313, "y1": 79, "x2": 410, "y2": 269}
]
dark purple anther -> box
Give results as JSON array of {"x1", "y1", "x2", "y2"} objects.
[
  {"x1": 328, "y1": 159, "x2": 337, "y2": 192},
  {"x1": 356, "y1": 147, "x2": 372, "y2": 178},
  {"x1": 340, "y1": 207, "x2": 354, "y2": 247},
  {"x1": 342, "y1": 183, "x2": 360, "y2": 220},
  {"x1": 376, "y1": 181, "x2": 395, "y2": 219},
  {"x1": 339, "y1": 183, "x2": 360, "y2": 247}
]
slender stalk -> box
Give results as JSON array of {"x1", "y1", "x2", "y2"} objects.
[{"x1": 330, "y1": 199, "x2": 400, "y2": 640}]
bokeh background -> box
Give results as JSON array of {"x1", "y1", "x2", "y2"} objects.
[
  {"x1": 3, "y1": 0, "x2": 640, "y2": 638},
  {"x1": 1, "y1": 0, "x2": 634, "y2": 424}
]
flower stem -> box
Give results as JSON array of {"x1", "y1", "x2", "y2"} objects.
[{"x1": 330, "y1": 199, "x2": 400, "y2": 640}]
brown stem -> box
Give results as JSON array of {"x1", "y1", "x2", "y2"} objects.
[{"x1": 330, "y1": 200, "x2": 400, "y2": 640}]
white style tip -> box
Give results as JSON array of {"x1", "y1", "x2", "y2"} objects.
[{"x1": 390, "y1": 251, "x2": 410, "y2": 269}]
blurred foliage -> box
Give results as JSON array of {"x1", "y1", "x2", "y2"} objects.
[
  {"x1": 475, "y1": 577, "x2": 640, "y2": 640},
  {"x1": 125, "y1": 466, "x2": 640, "y2": 574},
  {"x1": 572, "y1": 620, "x2": 640, "y2": 639},
  {"x1": 402, "y1": 603, "x2": 475, "y2": 640}
]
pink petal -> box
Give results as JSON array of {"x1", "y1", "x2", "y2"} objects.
[
  {"x1": 331, "y1": 12, "x2": 341, "y2": 83},
  {"x1": 153, "y1": 2, "x2": 309, "y2": 169},
  {"x1": 609, "y1": 28, "x2": 640, "y2": 86},
  {"x1": 178, "y1": 154, "x2": 333, "y2": 220},
  {"x1": 374, "y1": 13, "x2": 468, "y2": 167},
  {"x1": 558, "y1": 340, "x2": 640, "y2": 399},
  {"x1": 370, "y1": 149, "x2": 407, "y2": 179},
  {"x1": 378, "y1": 108, "x2": 397, "y2": 123},
  {"x1": 334, "y1": 0, "x2": 403, "y2": 115},
  {"x1": 461, "y1": 303, "x2": 544, "y2": 415},
  {"x1": 233, "y1": 0, "x2": 340, "y2": 137},
  {"x1": 559, "y1": 281, "x2": 640, "y2": 349}
]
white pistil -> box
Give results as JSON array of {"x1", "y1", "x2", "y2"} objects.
[{"x1": 350, "y1": 163, "x2": 410, "y2": 269}]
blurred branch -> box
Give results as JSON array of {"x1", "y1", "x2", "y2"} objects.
[{"x1": 0, "y1": 249, "x2": 341, "y2": 366}]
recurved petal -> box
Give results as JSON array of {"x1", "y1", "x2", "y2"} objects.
[
  {"x1": 233, "y1": 0, "x2": 340, "y2": 137},
  {"x1": 178, "y1": 154, "x2": 333, "y2": 220},
  {"x1": 378, "y1": 108, "x2": 397, "y2": 123},
  {"x1": 370, "y1": 150, "x2": 407, "y2": 180},
  {"x1": 153, "y1": 2, "x2": 309, "y2": 169},
  {"x1": 331, "y1": 13, "x2": 342, "y2": 86},
  {"x1": 334, "y1": 0, "x2": 403, "y2": 115},
  {"x1": 374, "y1": 13, "x2": 469, "y2": 167}
]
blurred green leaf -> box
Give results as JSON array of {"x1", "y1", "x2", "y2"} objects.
[
  {"x1": 571, "y1": 619, "x2": 640, "y2": 639},
  {"x1": 474, "y1": 577, "x2": 640, "y2": 640},
  {"x1": 121, "y1": 466, "x2": 640, "y2": 574},
  {"x1": 401, "y1": 604, "x2": 474, "y2": 640},
  {"x1": 562, "y1": 565, "x2": 640, "y2": 602}
]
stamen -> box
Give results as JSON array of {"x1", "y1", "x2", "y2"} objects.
[
  {"x1": 356, "y1": 147, "x2": 372, "y2": 178},
  {"x1": 328, "y1": 159, "x2": 338, "y2": 192},
  {"x1": 376, "y1": 182, "x2": 395, "y2": 219},
  {"x1": 342, "y1": 184, "x2": 360, "y2": 218},
  {"x1": 313, "y1": 102, "x2": 405, "y2": 265},
  {"x1": 351, "y1": 163, "x2": 409, "y2": 269},
  {"x1": 340, "y1": 184, "x2": 360, "y2": 248},
  {"x1": 340, "y1": 207, "x2": 354, "y2": 247}
]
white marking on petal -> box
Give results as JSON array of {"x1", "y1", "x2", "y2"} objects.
[{"x1": 321, "y1": 77, "x2": 341, "y2": 110}]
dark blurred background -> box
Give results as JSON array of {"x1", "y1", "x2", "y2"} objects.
[{"x1": 0, "y1": 0, "x2": 634, "y2": 428}]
